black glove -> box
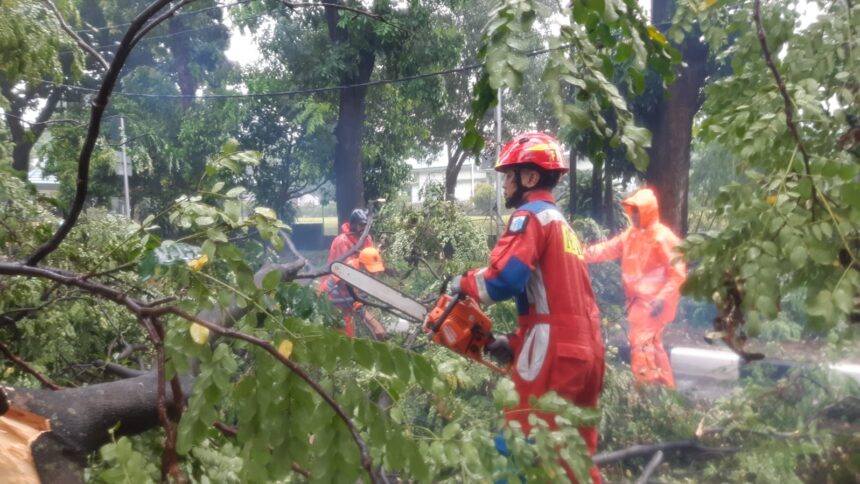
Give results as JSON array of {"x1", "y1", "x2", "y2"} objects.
[
  {"x1": 649, "y1": 299, "x2": 665, "y2": 317},
  {"x1": 485, "y1": 335, "x2": 514, "y2": 365}
]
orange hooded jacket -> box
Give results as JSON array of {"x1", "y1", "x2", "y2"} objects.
[{"x1": 584, "y1": 188, "x2": 686, "y2": 320}]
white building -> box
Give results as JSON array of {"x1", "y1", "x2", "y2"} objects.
[
  {"x1": 407, "y1": 150, "x2": 495, "y2": 203},
  {"x1": 27, "y1": 159, "x2": 60, "y2": 197}
]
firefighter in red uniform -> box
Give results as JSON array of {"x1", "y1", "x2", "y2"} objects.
[
  {"x1": 453, "y1": 133, "x2": 605, "y2": 483},
  {"x1": 584, "y1": 188, "x2": 686, "y2": 389}
]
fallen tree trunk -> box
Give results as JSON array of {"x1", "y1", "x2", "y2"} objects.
[{"x1": 2, "y1": 373, "x2": 189, "y2": 483}]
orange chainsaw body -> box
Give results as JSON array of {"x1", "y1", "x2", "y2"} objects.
[{"x1": 424, "y1": 294, "x2": 508, "y2": 374}]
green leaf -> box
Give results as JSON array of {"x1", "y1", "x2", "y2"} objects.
[
  {"x1": 353, "y1": 339, "x2": 376, "y2": 369},
  {"x1": 789, "y1": 245, "x2": 807, "y2": 268},
  {"x1": 262, "y1": 270, "x2": 281, "y2": 291},
  {"x1": 226, "y1": 186, "x2": 246, "y2": 198},
  {"x1": 254, "y1": 207, "x2": 277, "y2": 220},
  {"x1": 220, "y1": 138, "x2": 240, "y2": 156}
]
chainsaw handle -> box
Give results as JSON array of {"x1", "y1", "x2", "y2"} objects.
[{"x1": 428, "y1": 292, "x2": 463, "y2": 333}]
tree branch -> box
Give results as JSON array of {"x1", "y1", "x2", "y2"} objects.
[
  {"x1": 635, "y1": 450, "x2": 663, "y2": 484},
  {"x1": 42, "y1": 0, "x2": 110, "y2": 69},
  {"x1": 0, "y1": 261, "x2": 377, "y2": 483},
  {"x1": 752, "y1": 0, "x2": 813, "y2": 180},
  {"x1": 592, "y1": 440, "x2": 739, "y2": 465},
  {"x1": 87, "y1": 360, "x2": 147, "y2": 378},
  {"x1": 131, "y1": 0, "x2": 198, "y2": 47},
  {"x1": 0, "y1": 340, "x2": 64, "y2": 390},
  {"x1": 141, "y1": 316, "x2": 184, "y2": 484},
  {"x1": 284, "y1": 1, "x2": 404, "y2": 33},
  {"x1": 26, "y1": 0, "x2": 180, "y2": 267}
]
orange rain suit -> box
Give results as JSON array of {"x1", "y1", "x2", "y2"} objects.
[
  {"x1": 584, "y1": 188, "x2": 686, "y2": 388},
  {"x1": 318, "y1": 223, "x2": 378, "y2": 337}
]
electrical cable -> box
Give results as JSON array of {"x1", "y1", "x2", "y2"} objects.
[
  {"x1": 27, "y1": 44, "x2": 570, "y2": 101},
  {"x1": 72, "y1": 0, "x2": 254, "y2": 34}
]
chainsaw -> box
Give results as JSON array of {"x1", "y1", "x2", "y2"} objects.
[{"x1": 330, "y1": 261, "x2": 509, "y2": 374}]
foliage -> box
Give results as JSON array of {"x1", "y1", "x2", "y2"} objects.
[
  {"x1": 378, "y1": 182, "x2": 489, "y2": 273},
  {"x1": 464, "y1": 0, "x2": 680, "y2": 172},
  {"x1": 598, "y1": 353, "x2": 860, "y2": 482},
  {"x1": 674, "y1": 0, "x2": 860, "y2": 339},
  {"x1": 0, "y1": 0, "x2": 82, "y2": 86},
  {"x1": 470, "y1": 182, "x2": 496, "y2": 214},
  {"x1": 0, "y1": 172, "x2": 149, "y2": 383}
]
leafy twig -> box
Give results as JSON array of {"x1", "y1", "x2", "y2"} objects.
[
  {"x1": 0, "y1": 340, "x2": 64, "y2": 390},
  {"x1": 752, "y1": 0, "x2": 814, "y2": 190},
  {"x1": 42, "y1": 0, "x2": 110, "y2": 69},
  {"x1": 140, "y1": 316, "x2": 184, "y2": 484}
]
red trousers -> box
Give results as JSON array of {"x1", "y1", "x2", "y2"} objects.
[{"x1": 506, "y1": 322, "x2": 605, "y2": 483}]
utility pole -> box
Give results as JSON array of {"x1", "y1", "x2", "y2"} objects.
[
  {"x1": 119, "y1": 117, "x2": 131, "y2": 218},
  {"x1": 494, "y1": 89, "x2": 503, "y2": 235}
]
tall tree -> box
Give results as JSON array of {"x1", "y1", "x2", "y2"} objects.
[
  {"x1": 325, "y1": 1, "x2": 375, "y2": 220},
  {"x1": 0, "y1": 0, "x2": 81, "y2": 174},
  {"x1": 642, "y1": 0, "x2": 709, "y2": 236},
  {"x1": 245, "y1": 0, "x2": 466, "y2": 219}
]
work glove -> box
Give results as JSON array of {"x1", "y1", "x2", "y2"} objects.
[
  {"x1": 649, "y1": 299, "x2": 665, "y2": 317},
  {"x1": 449, "y1": 275, "x2": 463, "y2": 295},
  {"x1": 485, "y1": 335, "x2": 514, "y2": 365}
]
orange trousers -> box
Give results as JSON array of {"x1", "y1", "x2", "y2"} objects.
[{"x1": 628, "y1": 299, "x2": 675, "y2": 389}]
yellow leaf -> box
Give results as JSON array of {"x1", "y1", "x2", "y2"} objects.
[
  {"x1": 277, "y1": 339, "x2": 293, "y2": 359},
  {"x1": 190, "y1": 323, "x2": 210, "y2": 345},
  {"x1": 701, "y1": 0, "x2": 717, "y2": 10},
  {"x1": 766, "y1": 194, "x2": 777, "y2": 206},
  {"x1": 187, "y1": 254, "x2": 209, "y2": 272},
  {"x1": 647, "y1": 26, "x2": 668, "y2": 46}
]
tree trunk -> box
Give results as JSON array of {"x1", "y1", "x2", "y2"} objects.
[
  {"x1": 645, "y1": 0, "x2": 708, "y2": 237},
  {"x1": 590, "y1": 158, "x2": 603, "y2": 221},
  {"x1": 168, "y1": 17, "x2": 198, "y2": 111},
  {"x1": 567, "y1": 146, "x2": 577, "y2": 216},
  {"x1": 3, "y1": 373, "x2": 190, "y2": 483},
  {"x1": 2, "y1": 83, "x2": 63, "y2": 174},
  {"x1": 603, "y1": 158, "x2": 615, "y2": 230},
  {"x1": 326, "y1": 3, "x2": 376, "y2": 223},
  {"x1": 12, "y1": 141, "x2": 35, "y2": 173},
  {"x1": 444, "y1": 144, "x2": 467, "y2": 201}
]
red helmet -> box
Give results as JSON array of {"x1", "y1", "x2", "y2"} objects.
[{"x1": 495, "y1": 132, "x2": 569, "y2": 173}]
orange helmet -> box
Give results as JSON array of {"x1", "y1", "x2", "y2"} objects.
[
  {"x1": 495, "y1": 132, "x2": 568, "y2": 173},
  {"x1": 357, "y1": 247, "x2": 385, "y2": 273}
]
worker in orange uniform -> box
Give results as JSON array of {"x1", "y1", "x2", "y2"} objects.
[
  {"x1": 452, "y1": 133, "x2": 604, "y2": 483},
  {"x1": 321, "y1": 247, "x2": 388, "y2": 339},
  {"x1": 318, "y1": 208, "x2": 376, "y2": 305},
  {"x1": 584, "y1": 188, "x2": 686, "y2": 389},
  {"x1": 328, "y1": 208, "x2": 375, "y2": 265}
]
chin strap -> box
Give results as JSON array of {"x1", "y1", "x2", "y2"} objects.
[{"x1": 504, "y1": 170, "x2": 528, "y2": 209}]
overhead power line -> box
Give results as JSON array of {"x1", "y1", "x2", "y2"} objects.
[
  {"x1": 31, "y1": 44, "x2": 569, "y2": 101},
  {"x1": 61, "y1": 5, "x2": 286, "y2": 55},
  {"x1": 72, "y1": 0, "x2": 254, "y2": 34}
]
